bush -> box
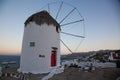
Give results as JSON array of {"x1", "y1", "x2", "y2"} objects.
[
  {"x1": 69, "y1": 63, "x2": 79, "y2": 68},
  {"x1": 116, "y1": 60, "x2": 120, "y2": 68}
]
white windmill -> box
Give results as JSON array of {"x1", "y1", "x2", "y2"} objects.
[{"x1": 19, "y1": 1, "x2": 85, "y2": 74}]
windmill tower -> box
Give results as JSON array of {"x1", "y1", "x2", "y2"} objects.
[
  {"x1": 19, "y1": 11, "x2": 61, "y2": 74},
  {"x1": 19, "y1": 1, "x2": 85, "y2": 74}
]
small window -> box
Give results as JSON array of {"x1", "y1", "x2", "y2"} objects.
[
  {"x1": 39, "y1": 54, "x2": 45, "y2": 58},
  {"x1": 29, "y1": 42, "x2": 35, "y2": 47}
]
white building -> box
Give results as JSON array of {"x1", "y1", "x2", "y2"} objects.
[
  {"x1": 109, "y1": 51, "x2": 120, "y2": 61},
  {"x1": 0, "y1": 67, "x2": 2, "y2": 77},
  {"x1": 19, "y1": 11, "x2": 61, "y2": 74}
]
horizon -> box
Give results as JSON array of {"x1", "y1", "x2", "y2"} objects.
[{"x1": 0, "y1": 49, "x2": 120, "y2": 56}]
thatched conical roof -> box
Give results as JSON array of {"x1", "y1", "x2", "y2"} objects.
[{"x1": 24, "y1": 11, "x2": 60, "y2": 32}]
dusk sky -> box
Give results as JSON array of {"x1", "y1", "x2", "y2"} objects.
[{"x1": 0, "y1": 0, "x2": 120, "y2": 55}]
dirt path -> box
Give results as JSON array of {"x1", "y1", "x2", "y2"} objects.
[
  {"x1": 49, "y1": 68, "x2": 120, "y2": 80},
  {"x1": 0, "y1": 67, "x2": 120, "y2": 80}
]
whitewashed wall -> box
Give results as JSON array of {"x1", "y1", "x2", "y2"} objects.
[
  {"x1": 0, "y1": 67, "x2": 2, "y2": 77},
  {"x1": 62, "y1": 60, "x2": 116, "y2": 68},
  {"x1": 19, "y1": 22, "x2": 60, "y2": 74}
]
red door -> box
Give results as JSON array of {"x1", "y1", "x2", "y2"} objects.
[{"x1": 51, "y1": 51, "x2": 56, "y2": 67}]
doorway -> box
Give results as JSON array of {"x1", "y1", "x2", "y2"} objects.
[{"x1": 51, "y1": 50, "x2": 56, "y2": 67}]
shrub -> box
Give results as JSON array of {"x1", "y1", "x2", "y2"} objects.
[
  {"x1": 116, "y1": 60, "x2": 120, "y2": 68},
  {"x1": 69, "y1": 63, "x2": 79, "y2": 68}
]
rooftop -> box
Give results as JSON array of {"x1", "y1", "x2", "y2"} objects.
[{"x1": 24, "y1": 11, "x2": 60, "y2": 32}]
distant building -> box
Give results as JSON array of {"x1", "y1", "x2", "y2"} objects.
[
  {"x1": 109, "y1": 50, "x2": 120, "y2": 61},
  {"x1": 19, "y1": 11, "x2": 61, "y2": 74}
]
